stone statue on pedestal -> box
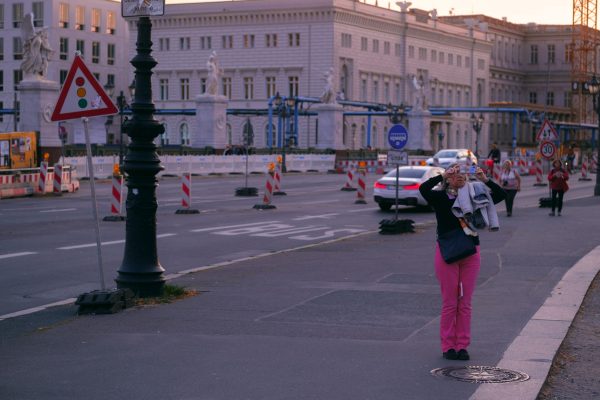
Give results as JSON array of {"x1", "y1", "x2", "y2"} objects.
[
  {"x1": 412, "y1": 75, "x2": 427, "y2": 111},
  {"x1": 21, "y1": 13, "x2": 53, "y2": 80},
  {"x1": 320, "y1": 67, "x2": 337, "y2": 104},
  {"x1": 205, "y1": 51, "x2": 222, "y2": 96}
]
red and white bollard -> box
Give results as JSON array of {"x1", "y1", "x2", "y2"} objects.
[
  {"x1": 254, "y1": 168, "x2": 276, "y2": 209},
  {"x1": 273, "y1": 159, "x2": 286, "y2": 195},
  {"x1": 341, "y1": 168, "x2": 356, "y2": 191},
  {"x1": 53, "y1": 163, "x2": 63, "y2": 195},
  {"x1": 490, "y1": 162, "x2": 501, "y2": 183},
  {"x1": 38, "y1": 161, "x2": 48, "y2": 194},
  {"x1": 176, "y1": 172, "x2": 200, "y2": 214},
  {"x1": 355, "y1": 169, "x2": 367, "y2": 204},
  {"x1": 534, "y1": 158, "x2": 547, "y2": 186},
  {"x1": 518, "y1": 156, "x2": 528, "y2": 175},
  {"x1": 103, "y1": 174, "x2": 126, "y2": 221},
  {"x1": 579, "y1": 157, "x2": 592, "y2": 181}
]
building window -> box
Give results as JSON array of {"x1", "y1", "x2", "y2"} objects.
[
  {"x1": 384, "y1": 81, "x2": 390, "y2": 103},
  {"x1": 361, "y1": 37, "x2": 368, "y2": 51},
  {"x1": 106, "y1": 11, "x2": 116, "y2": 34},
  {"x1": 394, "y1": 43, "x2": 401, "y2": 57},
  {"x1": 341, "y1": 33, "x2": 352, "y2": 48},
  {"x1": 243, "y1": 34, "x2": 255, "y2": 48},
  {"x1": 0, "y1": 38, "x2": 3, "y2": 61},
  {"x1": 372, "y1": 80, "x2": 379, "y2": 102},
  {"x1": 265, "y1": 34, "x2": 278, "y2": 48},
  {"x1": 160, "y1": 123, "x2": 169, "y2": 145},
  {"x1": 548, "y1": 44, "x2": 555, "y2": 64},
  {"x1": 32, "y1": 2, "x2": 44, "y2": 27},
  {"x1": 266, "y1": 76, "x2": 276, "y2": 99},
  {"x1": 59, "y1": 38, "x2": 68, "y2": 60},
  {"x1": 564, "y1": 91, "x2": 572, "y2": 108},
  {"x1": 179, "y1": 37, "x2": 190, "y2": 50},
  {"x1": 222, "y1": 77, "x2": 232, "y2": 99},
  {"x1": 457, "y1": 55, "x2": 462, "y2": 67},
  {"x1": 180, "y1": 123, "x2": 190, "y2": 145},
  {"x1": 180, "y1": 78, "x2": 190, "y2": 100},
  {"x1": 200, "y1": 78, "x2": 206, "y2": 94},
  {"x1": 200, "y1": 36, "x2": 211, "y2": 50},
  {"x1": 222, "y1": 35, "x2": 233, "y2": 49},
  {"x1": 372, "y1": 39, "x2": 379, "y2": 53},
  {"x1": 160, "y1": 79, "x2": 169, "y2": 100},
  {"x1": 431, "y1": 50, "x2": 437, "y2": 63},
  {"x1": 159, "y1": 38, "x2": 170, "y2": 51},
  {"x1": 448, "y1": 53, "x2": 454, "y2": 65},
  {"x1": 13, "y1": 3, "x2": 24, "y2": 28},
  {"x1": 288, "y1": 76, "x2": 299, "y2": 97},
  {"x1": 91, "y1": 9, "x2": 101, "y2": 33},
  {"x1": 465, "y1": 56, "x2": 470, "y2": 68},
  {"x1": 92, "y1": 41, "x2": 100, "y2": 63},
  {"x1": 93, "y1": 72, "x2": 100, "y2": 81},
  {"x1": 439, "y1": 52, "x2": 445, "y2": 64},
  {"x1": 565, "y1": 43, "x2": 574, "y2": 63},
  {"x1": 288, "y1": 33, "x2": 300, "y2": 47},
  {"x1": 478, "y1": 58, "x2": 485, "y2": 70},
  {"x1": 384, "y1": 41, "x2": 390, "y2": 55},
  {"x1": 546, "y1": 92, "x2": 554, "y2": 106},
  {"x1": 76, "y1": 39, "x2": 84, "y2": 57},
  {"x1": 360, "y1": 79, "x2": 367, "y2": 101},
  {"x1": 0, "y1": 5, "x2": 4, "y2": 29},
  {"x1": 418, "y1": 47, "x2": 426, "y2": 61},
  {"x1": 107, "y1": 43, "x2": 115, "y2": 65},
  {"x1": 408, "y1": 45, "x2": 415, "y2": 58},
  {"x1": 75, "y1": 6, "x2": 85, "y2": 30},
  {"x1": 530, "y1": 45, "x2": 538, "y2": 64},
  {"x1": 106, "y1": 74, "x2": 115, "y2": 87},
  {"x1": 0, "y1": 71, "x2": 3, "y2": 91},
  {"x1": 13, "y1": 37, "x2": 23, "y2": 60},
  {"x1": 13, "y1": 70, "x2": 23, "y2": 90},
  {"x1": 529, "y1": 92, "x2": 537, "y2": 104}
]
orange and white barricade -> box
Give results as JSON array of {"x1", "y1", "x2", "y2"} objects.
[
  {"x1": 341, "y1": 168, "x2": 356, "y2": 191},
  {"x1": 355, "y1": 169, "x2": 367, "y2": 204},
  {"x1": 53, "y1": 164, "x2": 63, "y2": 195},
  {"x1": 175, "y1": 172, "x2": 199, "y2": 214},
  {"x1": 103, "y1": 174, "x2": 126, "y2": 221},
  {"x1": 273, "y1": 158, "x2": 286, "y2": 195},
  {"x1": 518, "y1": 156, "x2": 528, "y2": 176},
  {"x1": 579, "y1": 157, "x2": 592, "y2": 181},
  {"x1": 38, "y1": 161, "x2": 48, "y2": 194},
  {"x1": 490, "y1": 162, "x2": 501, "y2": 183},
  {"x1": 533, "y1": 158, "x2": 547, "y2": 186},
  {"x1": 254, "y1": 165, "x2": 276, "y2": 209}
]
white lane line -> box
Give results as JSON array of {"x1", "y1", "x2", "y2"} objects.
[
  {"x1": 0, "y1": 252, "x2": 37, "y2": 260},
  {"x1": 190, "y1": 220, "x2": 280, "y2": 233},
  {"x1": 0, "y1": 298, "x2": 76, "y2": 322},
  {"x1": 346, "y1": 207, "x2": 380, "y2": 213},
  {"x1": 293, "y1": 213, "x2": 339, "y2": 221},
  {"x1": 40, "y1": 208, "x2": 77, "y2": 213},
  {"x1": 57, "y1": 233, "x2": 176, "y2": 250}
]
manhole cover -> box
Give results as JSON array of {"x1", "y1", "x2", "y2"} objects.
[{"x1": 430, "y1": 366, "x2": 530, "y2": 384}]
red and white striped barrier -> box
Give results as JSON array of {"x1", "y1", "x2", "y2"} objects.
[
  {"x1": 490, "y1": 162, "x2": 501, "y2": 183},
  {"x1": 53, "y1": 164, "x2": 63, "y2": 195},
  {"x1": 579, "y1": 157, "x2": 592, "y2": 181},
  {"x1": 176, "y1": 172, "x2": 199, "y2": 214},
  {"x1": 355, "y1": 169, "x2": 367, "y2": 204},
  {"x1": 341, "y1": 168, "x2": 356, "y2": 191},
  {"x1": 533, "y1": 158, "x2": 547, "y2": 186},
  {"x1": 38, "y1": 161, "x2": 48, "y2": 194},
  {"x1": 592, "y1": 154, "x2": 598, "y2": 174},
  {"x1": 253, "y1": 171, "x2": 276, "y2": 209},
  {"x1": 518, "y1": 156, "x2": 528, "y2": 176},
  {"x1": 103, "y1": 174, "x2": 126, "y2": 221},
  {"x1": 273, "y1": 161, "x2": 286, "y2": 195}
]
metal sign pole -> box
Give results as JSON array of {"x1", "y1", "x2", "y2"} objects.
[
  {"x1": 83, "y1": 117, "x2": 106, "y2": 290},
  {"x1": 394, "y1": 163, "x2": 400, "y2": 221}
]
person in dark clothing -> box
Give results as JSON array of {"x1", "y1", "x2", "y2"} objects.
[
  {"x1": 548, "y1": 159, "x2": 569, "y2": 216},
  {"x1": 487, "y1": 143, "x2": 501, "y2": 164},
  {"x1": 419, "y1": 164, "x2": 506, "y2": 361}
]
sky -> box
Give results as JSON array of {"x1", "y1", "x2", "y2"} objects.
[{"x1": 163, "y1": 0, "x2": 573, "y2": 25}]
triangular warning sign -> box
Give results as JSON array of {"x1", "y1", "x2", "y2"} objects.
[
  {"x1": 51, "y1": 55, "x2": 118, "y2": 121},
  {"x1": 535, "y1": 119, "x2": 559, "y2": 142}
]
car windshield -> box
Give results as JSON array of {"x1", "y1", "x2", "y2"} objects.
[
  {"x1": 385, "y1": 168, "x2": 427, "y2": 179},
  {"x1": 435, "y1": 151, "x2": 458, "y2": 158}
]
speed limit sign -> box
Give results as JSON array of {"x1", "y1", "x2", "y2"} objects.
[{"x1": 540, "y1": 140, "x2": 556, "y2": 160}]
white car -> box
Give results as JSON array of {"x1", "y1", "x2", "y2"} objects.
[
  {"x1": 373, "y1": 165, "x2": 445, "y2": 211},
  {"x1": 425, "y1": 149, "x2": 477, "y2": 169}
]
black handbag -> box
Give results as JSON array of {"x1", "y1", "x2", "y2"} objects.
[{"x1": 437, "y1": 228, "x2": 477, "y2": 264}]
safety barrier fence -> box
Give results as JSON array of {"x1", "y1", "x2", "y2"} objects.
[
  {"x1": 0, "y1": 165, "x2": 79, "y2": 198},
  {"x1": 59, "y1": 154, "x2": 336, "y2": 179}
]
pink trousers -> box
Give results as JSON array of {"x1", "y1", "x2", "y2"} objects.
[{"x1": 434, "y1": 243, "x2": 480, "y2": 352}]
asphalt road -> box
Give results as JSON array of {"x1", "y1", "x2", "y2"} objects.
[{"x1": 0, "y1": 172, "x2": 595, "y2": 318}]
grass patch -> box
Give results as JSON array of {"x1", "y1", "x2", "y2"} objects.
[{"x1": 135, "y1": 284, "x2": 198, "y2": 306}]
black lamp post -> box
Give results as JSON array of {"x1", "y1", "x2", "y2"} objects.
[
  {"x1": 274, "y1": 93, "x2": 295, "y2": 173},
  {"x1": 438, "y1": 129, "x2": 445, "y2": 150},
  {"x1": 470, "y1": 113, "x2": 484, "y2": 160},
  {"x1": 387, "y1": 102, "x2": 404, "y2": 124},
  {"x1": 586, "y1": 75, "x2": 600, "y2": 196},
  {"x1": 115, "y1": 16, "x2": 166, "y2": 297}
]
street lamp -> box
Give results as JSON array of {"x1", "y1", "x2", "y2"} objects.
[
  {"x1": 470, "y1": 113, "x2": 484, "y2": 160},
  {"x1": 273, "y1": 93, "x2": 295, "y2": 172},
  {"x1": 116, "y1": 91, "x2": 128, "y2": 166},
  {"x1": 438, "y1": 129, "x2": 445, "y2": 150},
  {"x1": 386, "y1": 102, "x2": 404, "y2": 124},
  {"x1": 586, "y1": 75, "x2": 600, "y2": 196}
]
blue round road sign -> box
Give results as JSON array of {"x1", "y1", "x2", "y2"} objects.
[{"x1": 388, "y1": 124, "x2": 409, "y2": 149}]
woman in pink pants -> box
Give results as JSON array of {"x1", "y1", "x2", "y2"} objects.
[{"x1": 419, "y1": 164, "x2": 505, "y2": 360}]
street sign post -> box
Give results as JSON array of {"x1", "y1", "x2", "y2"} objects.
[
  {"x1": 387, "y1": 126, "x2": 409, "y2": 221},
  {"x1": 388, "y1": 124, "x2": 409, "y2": 150},
  {"x1": 540, "y1": 140, "x2": 557, "y2": 160},
  {"x1": 536, "y1": 119, "x2": 559, "y2": 142}
]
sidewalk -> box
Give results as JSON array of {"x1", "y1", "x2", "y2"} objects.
[{"x1": 1, "y1": 196, "x2": 599, "y2": 399}]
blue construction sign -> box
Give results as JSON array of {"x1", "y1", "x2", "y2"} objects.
[{"x1": 387, "y1": 124, "x2": 409, "y2": 150}]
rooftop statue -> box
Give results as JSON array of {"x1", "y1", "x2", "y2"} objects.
[
  {"x1": 21, "y1": 13, "x2": 53, "y2": 79},
  {"x1": 320, "y1": 67, "x2": 337, "y2": 104}
]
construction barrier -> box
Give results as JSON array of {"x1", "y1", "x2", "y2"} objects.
[
  {"x1": 53, "y1": 164, "x2": 63, "y2": 195},
  {"x1": 534, "y1": 158, "x2": 547, "y2": 186},
  {"x1": 103, "y1": 174, "x2": 125, "y2": 221},
  {"x1": 355, "y1": 169, "x2": 367, "y2": 204},
  {"x1": 341, "y1": 168, "x2": 356, "y2": 191},
  {"x1": 39, "y1": 161, "x2": 48, "y2": 193},
  {"x1": 579, "y1": 157, "x2": 592, "y2": 181},
  {"x1": 273, "y1": 159, "x2": 286, "y2": 195},
  {"x1": 253, "y1": 170, "x2": 276, "y2": 210},
  {"x1": 175, "y1": 172, "x2": 199, "y2": 214}
]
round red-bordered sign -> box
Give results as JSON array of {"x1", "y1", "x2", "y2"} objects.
[{"x1": 540, "y1": 140, "x2": 556, "y2": 159}]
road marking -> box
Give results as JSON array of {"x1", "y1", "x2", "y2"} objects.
[
  {"x1": 0, "y1": 298, "x2": 76, "y2": 322},
  {"x1": 57, "y1": 233, "x2": 176, "y2": 250},
  {"x1": 301, "y1": 200, "x2": 340, "y2": 205},
  {"x1": 346, "y1": 207, "x2": 380, "y2": 213},
  {"x1": 40, "y1": 208, "x2": 77, "y2": 213},
  {"x1": 293, "y1": 213, "x2": 339, "y2": 220},
  {"x1": 252, "y1": 226, "x2": 329, "y2": 237},
  {"x1": 0, "y1": 251, "x2": 37, "y2": 260},
  {"x1": 190, "y1": 220, "x2": 280, "y2": 233}
]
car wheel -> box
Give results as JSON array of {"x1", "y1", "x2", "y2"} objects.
[{"x1": 378, "y1": 203, "x2": 392, "y2": 211}]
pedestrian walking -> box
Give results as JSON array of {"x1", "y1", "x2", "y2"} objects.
[
  {"x1": 487, "y1": 143, "x2": 501, "y2": 164},
  {"x1": 419, "y1": 164, "x2": 506, "y2": 361},
  {"x1": 548, "y1": 159, "x2": 569, "y2": 216},
  {"x1": 500, "y1": 160, "x2": 521, "y2": 217}
]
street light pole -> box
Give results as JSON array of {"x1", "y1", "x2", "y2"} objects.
[
  {"x1": 116, "y1": 91, "x2": 126, "y2": 166},
  {"x1": 470, "y1": 113, "x2": 484, "y2": 161},
  {"x1": 587, "y1": 76, "x2": 600, "y2": 196},
  {"x1": 115, "y1": 16, "x2": 166, "y2": 297}
]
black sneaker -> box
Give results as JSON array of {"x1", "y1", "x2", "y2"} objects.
[
  {"x1": 443, "y1": 349, "x2": 458, "y2": 360},
  {"x1": 457, "y1": 349, "x2": 470, "y2": 360}
]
